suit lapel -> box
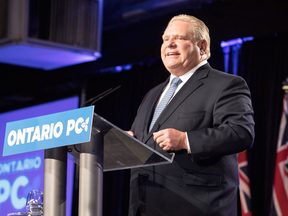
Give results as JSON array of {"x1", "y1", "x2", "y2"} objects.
[{"x1": 143, "y1": 64, "x2": 211, "y2": 143}]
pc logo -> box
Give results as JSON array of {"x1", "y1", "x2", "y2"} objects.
[{"x1": 3, "y1": 106, "x2": 94, "y2": 156}]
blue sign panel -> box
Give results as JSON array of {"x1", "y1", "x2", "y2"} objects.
[
  {"x1": 0, "y1": 96, "x2": 79, "y2": 216},
  {"x1": 0, "y1": 152, "x2": 44, "y2": 212},
  {"x1": 3, "y1": 106, "x2": 94, "y2": 156}
]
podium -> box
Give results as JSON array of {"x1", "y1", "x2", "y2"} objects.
[{"x1": 44, "y1": 111, "x2": 174, "y2": 216}]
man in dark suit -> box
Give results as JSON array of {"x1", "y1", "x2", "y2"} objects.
[{"x1": 127, "y1": 14, "x2": 255, "y2": 216}]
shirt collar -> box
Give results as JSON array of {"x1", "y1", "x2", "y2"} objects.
[{"x1": 169, "y1": 60, "x2": 208, "y2": 83}]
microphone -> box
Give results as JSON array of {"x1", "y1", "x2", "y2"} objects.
[{"x1": 81, "y1": 85, "x2": 121, "y2": 107}]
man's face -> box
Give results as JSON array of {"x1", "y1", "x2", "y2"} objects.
[{"x1": 161, "y1": 20, "x2": 202, "y2": 76}]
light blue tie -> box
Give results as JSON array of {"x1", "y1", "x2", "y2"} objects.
[{"x1": 149, "y1": 77, "x2": 182, "y2": 132}]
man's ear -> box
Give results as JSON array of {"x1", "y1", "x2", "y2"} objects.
[{"x1": 199, "y1": 40, "x2": 207, "y2": 55}]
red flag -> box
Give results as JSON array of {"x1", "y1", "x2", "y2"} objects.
[
  {"x1": 271, "y1": 96, "x2": 288, "y2": 215},
  {"x1": 238, "y1": 150, "x2": 253, "y2": 216}
]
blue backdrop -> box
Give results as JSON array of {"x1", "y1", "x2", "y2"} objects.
[{"x1": 0, "y1": 96, "x2": 79, "y2": 216}]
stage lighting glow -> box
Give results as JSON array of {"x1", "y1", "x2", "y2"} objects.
[
  {"x1": 221, "y1": 37, "x2": 254, "y2": 48},
  {"x1": 115, "y1": 66, "x2": 123, "y2": 72},
  {"x1": 0, "y1": 45, "x2": 101, "y2": 70}
]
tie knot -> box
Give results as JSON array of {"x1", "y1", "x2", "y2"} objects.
[{"x1": 171, "y1": 77, "x2": 182, "y2": 86}]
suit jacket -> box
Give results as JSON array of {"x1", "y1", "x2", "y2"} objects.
[{"x1": 129, "y1": 63, "x2": 255, "y2": 216}]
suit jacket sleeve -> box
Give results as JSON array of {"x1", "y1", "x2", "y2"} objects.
[{"x1": 187, "y1": 74, "x2": 254, "y2": 161}]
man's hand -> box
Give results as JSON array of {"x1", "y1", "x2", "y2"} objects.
[
  {"x1": 126, "y1": 131, "x2": 135, "y2": 137},
  {"x1": 153, "y1": 128, "x2": 188, "y2": 151}
]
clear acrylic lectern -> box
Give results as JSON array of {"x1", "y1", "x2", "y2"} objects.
[
  {"x1": 44, "y1": 112, "x2": 174, "y2": 216},
  {"x1": 69, "y1": 113, "x2": 175, "y2": 170}
]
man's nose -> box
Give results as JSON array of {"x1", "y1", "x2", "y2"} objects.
[{"x1": 168, "y1": 39, "x2": 176, "y2": 48}]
